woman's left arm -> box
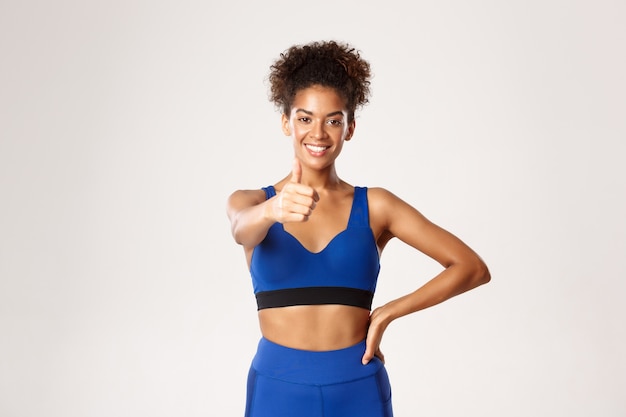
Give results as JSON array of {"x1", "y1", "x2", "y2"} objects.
[{"x1": 362, "y1": 188, "x2": 491, "y2": 364}]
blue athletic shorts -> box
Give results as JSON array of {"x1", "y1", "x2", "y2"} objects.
[{"x1": 245, "y1": 337, "x2": 393, "y2": 417}]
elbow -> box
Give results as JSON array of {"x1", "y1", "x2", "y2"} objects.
[
  {"x1": 227, "y1": 204, "x2": 248, "y2": 246},
  {"x1": 232, "y1": 232, "x2": 243, "y2": 246},
  {"x1": 456, "y1": 256, "x2": 490, "y2": 291},
  {"x1": 233, "y1": 234, "x2": 247, "y2": 247},
  {"x1": 230, "y1": 222, "x2": 246, "y2": 246},
  {"x1": 472, "y1": 259, "x2": 491, "y2": 287}
]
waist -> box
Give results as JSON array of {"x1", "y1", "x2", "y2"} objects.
[
  {"x1": 258, "y1": 304, "x2": 370, "y2": 351},
  {"x1": 252, "y1": 337, "x2": 383, "y2": 385}
]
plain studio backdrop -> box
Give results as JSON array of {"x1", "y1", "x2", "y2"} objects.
[{"x1": 1, "y1": 1, "x2": 624, "y2": 416}]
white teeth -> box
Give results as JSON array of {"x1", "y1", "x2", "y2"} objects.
[{"x1": 306, "y1": 144, "x2": 328, "y2": 152}]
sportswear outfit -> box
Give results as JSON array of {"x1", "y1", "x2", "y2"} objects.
[{"x1": 245, "y1": 186, "x2": 393, "y2": 417}]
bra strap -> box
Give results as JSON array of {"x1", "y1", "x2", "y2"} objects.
[
  {"x1": 347, "y1": 186, "x2": 369, "y2": 228},
  {"x1": 262, "y1": 185, "x2": 276, "y2": 200}
]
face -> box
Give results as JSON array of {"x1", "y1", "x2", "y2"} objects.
[{"x1": 281, "y1": 85, "x2": 355, "y2": 171}]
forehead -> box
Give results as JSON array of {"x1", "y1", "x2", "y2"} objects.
[{"x1": 291, "y1": 85, "x2": 347, "y2": 113}]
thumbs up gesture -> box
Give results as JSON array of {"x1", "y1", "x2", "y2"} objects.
[{"x1": 272, "y1": 159, "x2": 319, "y2": 223}]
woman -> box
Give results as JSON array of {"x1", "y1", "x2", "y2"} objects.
[{"x1": 227, "y1": 40, "x2": 490, "y2": 417}]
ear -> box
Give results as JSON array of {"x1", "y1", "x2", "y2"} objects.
[
  {"x1": 345, "y1": 119, "x2": 356, "y2": 141},
  {"x1": 281, "y1": 113, "x2": 291, "y2": 136}
]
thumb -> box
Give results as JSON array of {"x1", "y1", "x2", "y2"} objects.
[
  {"x1": 362, "y1": 346, "x2": 374, "y2": 365},
  {"x1": 290, "y1": 158, "x2": 302, "y2": 183}
]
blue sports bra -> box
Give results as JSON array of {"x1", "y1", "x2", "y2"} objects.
[{"x1": 250, "y1": 185, "x2": 380, "y2": 310}]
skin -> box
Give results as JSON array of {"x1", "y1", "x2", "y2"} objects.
[{"x1": 227, "y1": 85, "x2": 491, "y2": 365}]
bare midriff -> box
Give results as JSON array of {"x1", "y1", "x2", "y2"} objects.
[{"x1": 258, "y1": 304, "x2": 371, "y2": 351}]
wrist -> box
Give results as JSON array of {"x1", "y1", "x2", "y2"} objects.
[
  {"x1": 372, "y1": 303, "x2": 396, "y2": 327},
  {"x1": 380, "y1": 300, "x2": 403, "y2": 323},
  {"x1": 263, "y1": 197, "x2": 277, "y2": 222}
]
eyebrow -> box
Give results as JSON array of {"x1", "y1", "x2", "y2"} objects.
[{"x1": 294, "y1": 108, "x2": 345, "y2": 118}]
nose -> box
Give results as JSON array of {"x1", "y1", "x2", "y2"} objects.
[{"x1": 310, "y1": 121, "x2": 325, "y2": 139}]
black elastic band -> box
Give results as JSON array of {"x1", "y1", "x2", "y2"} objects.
[{"x1": 255, "y1": 287, "x2": 373, "y2": 310}]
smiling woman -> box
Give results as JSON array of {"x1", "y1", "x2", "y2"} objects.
[
  {"x1": 226, "y1": 40, "x2": 490, "y2": 417},
  {"x1": 281, "y1": 85, "x2": 353, "y2": 174}
]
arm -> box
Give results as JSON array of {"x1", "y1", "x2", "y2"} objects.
[
  {"x1": 226, "y1": 189, "x2": 276, "y2": 249},
  {"x1": 226, "y1": 159, "x2": 319, "y2": 249},
  {"x1": 362, "y1": 188, "x2": 491, "y2": 364}
]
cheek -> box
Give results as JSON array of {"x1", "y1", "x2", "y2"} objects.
[{"x1": 291, "y1": 124, "x2": 309, "y2": 137}]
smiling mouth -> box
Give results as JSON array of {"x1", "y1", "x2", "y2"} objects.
[{"x1": 305, "y1": 144, "x2": 330, "y2": 153}]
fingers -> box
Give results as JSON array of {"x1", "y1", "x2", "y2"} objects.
[
  {"x1": 375, "y1": 348, "x2": 385, "y2": 364},
  {"x1": 290, "y1": 158, "x2": 302, "y2": 184},
  {"x1": 362, "y1": 326, "x2": 377, "y2": 365},
  {"x1": 362, "y1": 307, "x2": 390, "y2": 365},
  {"x1": 363, "y1": 343, "x2": 385, "y2": 365},
  {"x1": 362, "y1": 347, "x2": 374, "y2": 365},
  {"x1": 277, "y1": 190, "x2": 316, "y2": 221},
  {"x1": 273, "y1": 159, "x2": 319, "y2": 223},
  {"x1": 362, "y1": 346, "x2": 385, "y2": 365},
  {"x1": 288, "y1": 158, "x2": 319, "y2": 201}
]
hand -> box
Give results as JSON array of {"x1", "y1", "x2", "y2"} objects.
[
  {"x1": 271, "y1": 159, "x2": 319, "y2": 223},
  {"x1": 362, "y1": 306, "x2": 391, "y2": 365}
]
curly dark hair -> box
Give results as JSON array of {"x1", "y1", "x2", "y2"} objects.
[{"x1": 268, "y1": 40, "x2": 371, "y2": 122}]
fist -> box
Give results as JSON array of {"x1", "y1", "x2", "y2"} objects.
[{"x1": 272, "y1": 159, "x2": 319, "y2": 223}]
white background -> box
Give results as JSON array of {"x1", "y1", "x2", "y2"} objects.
[{"x1": 1, "y1": 1, "x2": 624, "y2": 416}]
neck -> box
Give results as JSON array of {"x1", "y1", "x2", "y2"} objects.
[{"x1": 291, "y1": 165, "x2": 342, "y2": 190}]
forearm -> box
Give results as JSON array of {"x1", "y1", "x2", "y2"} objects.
[
  {"x1": 230, "y1": 198, "x2": 276, "y2": 248},
  {"x1": 363, "y1": 261, "x2": 489, "y2": 364},
  {"x1": 380, "y1": 261, "x2": 490, "y2": 323}
]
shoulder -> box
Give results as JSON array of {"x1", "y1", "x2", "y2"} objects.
[
  {"x1": 365, "y1": 186, "x2": 428, "y2": 232},
  {"x1": 227, "y1": 188, "x2": 269, "y2": 211},
  {"x1": 364, "y1": 186, "x2": 406, "y2": 210},
  {"x1": 364, "y1": 186, "x2": 403, "y2": 223}
]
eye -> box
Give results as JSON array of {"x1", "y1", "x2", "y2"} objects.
[
  {"x1": 297, "y1": 117, "x2": 311, "y2": 123},
  {"x1": 327, "y1": 119, "x2": 344, "y2": 126}
]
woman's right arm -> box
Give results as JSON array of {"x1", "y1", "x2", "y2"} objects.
[
  {"x1": 227, "y1": 182, "x2": 318, "y2": 248},
  {"x1": 226, "y1": 189, "x2": 276, "y2": 249},
  {"x1": 227, "y1": 160, "x2": 319, "y2": 249}
]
